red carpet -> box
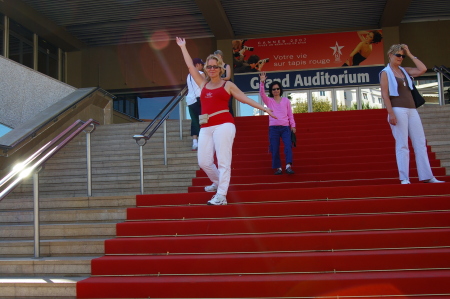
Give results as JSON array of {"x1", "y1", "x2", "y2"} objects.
[{"x1": 77, "y1": 109, "x2": 450, "y2": 298}]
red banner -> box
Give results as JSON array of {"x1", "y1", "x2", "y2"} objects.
[{"x1": 232, "y1": 30, "x2": 384, "y2": 73}]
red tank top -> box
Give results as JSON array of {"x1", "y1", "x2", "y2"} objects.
[{"x1": 200, "y1": 81, "x2": 234, "y2": 128}]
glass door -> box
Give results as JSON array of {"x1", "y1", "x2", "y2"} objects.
[
  {"x1": 289, "y1": 91, "x2": 309, "y2": 113},
  {"x1": 335, "y1": 88, "x2": 358, "y2": 111},
  {"x1": 360, "y1": 87, "x2": 383, "y2": 109},
  {"x1": 311, "y1": 90, "x2": 333, "y2": 112}
]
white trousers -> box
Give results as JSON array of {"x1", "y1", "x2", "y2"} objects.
[
  {"x1": 198, "y1": 123, "x2": 236, "y2": 196},
  {"x1": 389, "y1": 107, "x2": 433, "y2": 181}
]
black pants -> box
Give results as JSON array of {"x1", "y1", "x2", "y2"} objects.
[{"x1": 188, "y1": 99, "x2": 201, "y2": 136}]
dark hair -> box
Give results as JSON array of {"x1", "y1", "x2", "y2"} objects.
[
  {"x1": 268, "y1": 81, "x2": 283, "y2": 97},
  {"x1": 371, "y1": 30, "x2": 383, "y2": 44},
  {"x1": 247, "y1": 55, "x2": 260, "y2": 64}
]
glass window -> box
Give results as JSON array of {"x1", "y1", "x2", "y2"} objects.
[
  {"x1": 335, "y1": 88, "x2": 357, "y2": 111},
  {"x1": 289, "y1": 91, "x2": 308, "y2": 113},
  {"x1": 0, "y1": 123, "x2": 12, "y2": 138},
  {"x1": 239, "y1": 94, "x2": 260, "y2": 116},
  {"x1": 312, "y1": 90, "x2": 332, "y2": 112},
  {"x1": 138, "y1": 96, "x2": 180, "y2": 120},
  {"x1": 38, "y1": 37, "x2": 58, "y2": 79},
  {"x1": 8, "y1": 19, "x2": 33, "y2": 69},
  {"x1": 360, "y1": 87, "x2": 383, "y2": 109},
  {"x1": 114, "y1": 96, "x2": 138, "y2": 118}
]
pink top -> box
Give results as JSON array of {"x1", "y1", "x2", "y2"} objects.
[{"x1": 259, "y1": 82, "x2": 296, "y2": 127}]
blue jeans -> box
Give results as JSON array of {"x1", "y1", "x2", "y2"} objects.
[{"x1": 269, "y1": 126, "x2": 293, "y2": 169}]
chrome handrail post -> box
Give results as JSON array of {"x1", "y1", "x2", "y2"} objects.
[
  {"x1": 133, "y1": 135, "x2": 147, "y2": 195},
  {"x1": 84, "y1": 124, "x2": 94, "y2": 197},
  {"x1": 33, "y1": 171, "x2": 40, "y2": 258},
  {"x1": 437, "y1": 72, "x2": 444, "y2": 106},
  {"x1": 163, "y1": 120, "x2": 168, "y2": 165},
  {"x1": 139, "y1": 145, "x2": 144, "y2": 194}
]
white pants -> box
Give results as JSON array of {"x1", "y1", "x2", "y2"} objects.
[
  {"x1": 198, "y1": 123, "x2": 236, "y2": 196},
  {"x1": 389, "y1": 107, "x2": 433, "y2": 181}
]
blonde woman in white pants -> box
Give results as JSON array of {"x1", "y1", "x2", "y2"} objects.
[
  {"x1": 176, "y1": 37, "x2": 277, "y2": 205},
  {"x1": 380, "y1": 44, "x2": 443, "y2": 184}
]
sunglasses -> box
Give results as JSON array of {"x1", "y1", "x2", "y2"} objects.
[
  {"x1": 205, "y1": 65, "x2": 220, "y2": 69},
  {"x1": 393, "y1": 54, "x2": 406, "y2": 58},
  {"x1": 272, "y1": 88, "x2": 280, "y2": 91}
]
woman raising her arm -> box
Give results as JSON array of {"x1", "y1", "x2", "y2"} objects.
[
  {"x1": 176, "y1": 37, "x2": 276, "y2": 205},
  {"x1": 380, "y1": 44, "x2": 443, "y2": 184},
  {"x1": 343, "y1": 30, "x2": 383, "y2": 66}
]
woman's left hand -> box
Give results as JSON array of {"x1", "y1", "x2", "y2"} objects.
[
  {"x1": 259, "y1": 72, "x2": 267, "y2": 82},
  {"x1": 401, "y1": 44, "x2": 411, "y2": 56},
  {"x1": 176, "y1": 37, "x2": 186, "y2": 47},
  {"x1": 291, "y1": 127, "x2": 296, "y2": 134}
]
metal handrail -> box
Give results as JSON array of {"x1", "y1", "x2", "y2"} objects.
[
  {"x1": 433, "y1": 65, "x2": 450, "y2": 81},
  {"x1": 133, "y1": 86, "x2": 189, "y2": 194},
  {"x1": 0, "y1": 118, "x2": 100, "y2": 258},
  {"x1": 432, "y1": 65, "x2": 450, "y2": 105}
]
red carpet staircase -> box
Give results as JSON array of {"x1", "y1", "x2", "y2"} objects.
[{"x1": 77, "y1": 109, "x2": 450, "y2": 298}]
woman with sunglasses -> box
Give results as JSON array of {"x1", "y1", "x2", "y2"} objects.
[
  {"x1": 176, "y1": 37, "x2": 276, "y2": 205},
  {"x1": 380, "y1": 44, "x2": 443, "y2": 184},
  {"x1": 259, "y1": 72, "x2": 296, "y2": 175}
]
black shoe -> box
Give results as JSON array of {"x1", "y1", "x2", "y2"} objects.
[
  {"x1": 274, "y1": 169, "x2": 283, "y2": 175},
  {"x1": 286, "y1": 167, "x2": 295, "y2": 174}
]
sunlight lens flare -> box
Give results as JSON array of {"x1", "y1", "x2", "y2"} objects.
[{"x1": 149, "y1": 30, "x2": 170, "y2": 50}]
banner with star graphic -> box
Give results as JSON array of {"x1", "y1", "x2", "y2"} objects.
[{"x1": 232, "y1": 30, "x2": 384, "y2": 73}]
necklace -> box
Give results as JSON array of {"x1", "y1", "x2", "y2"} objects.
[{"x1": 392, "y1": 68, "x2": 406, "y2": 86}]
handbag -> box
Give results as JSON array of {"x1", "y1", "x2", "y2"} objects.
[
  {"x1": 291, "y1": 131, "x2": 297, "y2": 147},
  {"x1": 199, "y1": 109, "x2": 229, "y2": 125},
  {"x1": 411, "y1": 84, "x2": 425, "y2": 108}
]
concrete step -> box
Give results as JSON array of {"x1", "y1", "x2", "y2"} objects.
[
  {"x1": 0, "y1": 207, "x2": 126, "y2": 225},
  {"x1": 6, "y1": 185, "x2": 188, "y2": 200},
  {"x1": 0, "y1": 239, "x2": 105, "y2": 257},
  {"x1": 19, "y1": 169, "x2": 197, "y2": 181},
  {"x1": 41, "y1": 160, "x2": 199, "y2": 171},
  {"x1": 0, "y1": 276, "x2": 83, "y2": 298},
  {"x1": 0, "y1": 223, "x2": 117, "y2": 240},
  {"x1": 0, "y1": 257, "x2": 93, "y2": 277},
  {"x1": 0, "y1": 196, "x2": 135, "y2": 211},
  {"x1": 11, "y1": 178, "x2": 193, "y2": 194}
]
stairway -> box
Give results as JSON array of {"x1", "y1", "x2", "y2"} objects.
[
  {"x1": 0, "y1": 120, "x2": 198, "y2": 298},
  {"x1": 75, "y1": 107, "x2": 450, "y2": 298}
]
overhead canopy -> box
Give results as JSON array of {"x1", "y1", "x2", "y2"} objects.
[{"x1": 1, "y1": 0, "x2": 449, "y2": 50}]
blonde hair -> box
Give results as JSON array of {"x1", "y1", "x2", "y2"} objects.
[
  {"x1": 387, "y1": 44, "x2": 405, "y2": 56},
  {"x1": 203, "y1": 54, "x2": 225, "y2": 82}
]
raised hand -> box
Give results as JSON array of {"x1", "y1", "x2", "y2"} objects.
[
  {"x1": 401, "y1": 44, "x2": 411, "y2": 55},
  {"x1": 176, "y1": 37, "x2": 186, "y2": 47},
  {"x1": 259, "y1": 72, "x2": 267, "y2": 82}
]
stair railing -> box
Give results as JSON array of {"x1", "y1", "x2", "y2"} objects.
[
  {"x1": 432, "y1": 65, "x2": 450, "y2": 105},
  {"x1": 0, "y1": 119, "x2": 100, "y2": 258},
  {"x1": 133, "y1": 86, "x2": 188, "y2": 194}
]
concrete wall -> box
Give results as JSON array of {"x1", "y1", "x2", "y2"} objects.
[
  {"x1": 381, "y1": 20, "x2": 450, "y2": 68},
  {"x1": 0, "y1": 56, "x2": 76, "y2": 129},
  {"x1": 67, "y1": 37, "x2": 215, "y2": 90}
]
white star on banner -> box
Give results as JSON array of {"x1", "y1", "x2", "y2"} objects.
[{"x1": 330, "y1": 41, "x2": 344, "y2": 56}]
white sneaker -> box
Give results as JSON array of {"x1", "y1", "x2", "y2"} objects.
[
  {"x1": 424, "y1": 177, "x2": 445, "y2": 183},
  {"x1": 204, "y1": 184, "x2": 217, "y2": 192},
  {"x1": 207, "y1": 194, "x2": 227, "y2": 205},
  {"x1": 192, "y1": 144, "x2": 198, "y2": 151},
  {"x1": 401, "y1": 179, "x2": 411, "y2": 184}
]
